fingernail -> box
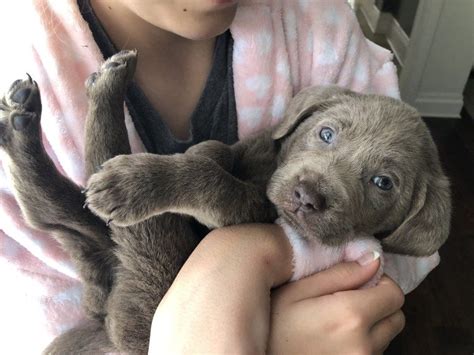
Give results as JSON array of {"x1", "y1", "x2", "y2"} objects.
[{"x1": 357, "y1": 251, "x2": 380, "y2": 266}]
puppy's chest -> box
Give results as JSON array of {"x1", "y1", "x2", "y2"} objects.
[
  {"x1": 233, "y1": 152, "x2": 277, "y2": 188},
  {"x1": 278, "y1": 219, "x2": 383, "y2": 282},
  {"x1": 231, "y1": 131, "x2": 277, "y2": 184},
  {"x1": 112, "y1": 213, "x2": 199, "y2": 246},
  {"x1": 234, "y1": 160, "x2": 275, "y2": 189}
]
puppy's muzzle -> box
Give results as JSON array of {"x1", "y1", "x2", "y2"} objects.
[{"x1": 291, "y1": 180, "x2": 328, "y2": 215}]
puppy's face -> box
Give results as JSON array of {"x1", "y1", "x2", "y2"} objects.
[{"x1": 267, "y1": 86, "x2": 451, "y2": 256}]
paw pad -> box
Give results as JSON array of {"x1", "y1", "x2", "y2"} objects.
[
  {"x1": 12, "y1": 113, "x2": 33, "y2": 131},
  {"x1": 0, "y1": 75, "x2": 41, "y2": 146},
  {"x1": 11, "y1": 88, "x2": 31, "y2": 104},
  {"x1": 85, "y1": 50, "x2": 138, "y2": 94}
]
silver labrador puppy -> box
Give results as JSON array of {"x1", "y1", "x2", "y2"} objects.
[{"x1": 0, "y1": 50, "x2": 450, "y2": 354}]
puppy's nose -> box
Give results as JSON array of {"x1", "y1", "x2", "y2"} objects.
[{"x1": 293, "y1": 182, "x2": 327, "y2": 213}]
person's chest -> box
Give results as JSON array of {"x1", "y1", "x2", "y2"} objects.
[{"x1": 134, "y1": 57, "x2": 212, "y2": 141}]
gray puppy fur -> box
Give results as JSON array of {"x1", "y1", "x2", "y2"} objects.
[{"x1": 0, "y1": 50, "x2": 450, "y2": 354}]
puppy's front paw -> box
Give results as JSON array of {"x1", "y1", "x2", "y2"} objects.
[
  {"x1": 85, "y1": 50, "x2": 137, "y2": 98},
  {"x1": 0, "y1": 75, "x2": 42, "y2": 149},
  {"x1": 85, "y1": 154, "x2": 159, "y2": 226}
]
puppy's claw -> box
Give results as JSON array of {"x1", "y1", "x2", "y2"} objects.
[
  {"x1": 81, "y1": 188, "x2": 88, "y2": 194},
  {"x1": 83, "y1": 202, "x2": 89, "y2": 210},
  {"x1": 106, "y1": 219, "x2": 113, "y2": 227},
  {"x1": 26, "y1": 73, "x2": 33, "y2": 83}
]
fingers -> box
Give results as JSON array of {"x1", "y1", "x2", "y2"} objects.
[
  {"x1": 352, "y1": 276, "x2": 405, "y2": 324},
  {"x1": 370, "y1": 310, "x2": 406, "y2": 352},
  {"x1": 273, "y1": 258, "x2": 380, "y2": 302}
]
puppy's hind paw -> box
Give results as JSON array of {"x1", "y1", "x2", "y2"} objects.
[
  {"x1": 0, "y1": 75, "x2": 42, "y2": 148},
  {"x1": 85, "y1": 50, "x2": 138, "y2": 97}
]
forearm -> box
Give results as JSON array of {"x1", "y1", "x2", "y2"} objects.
[{"x1": 149, "y1": 224, "x2": 293, "y2": 354}]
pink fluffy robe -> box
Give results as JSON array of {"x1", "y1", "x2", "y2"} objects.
[{"x1": 0, "y1": 0, "x2": 439, "y2": 352}]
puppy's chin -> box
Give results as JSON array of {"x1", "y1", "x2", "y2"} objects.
[{"x1": 278, "y1": 208, "x2": 354, "y2": 246}]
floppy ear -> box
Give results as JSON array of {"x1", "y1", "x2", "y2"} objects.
[
  {"x1": 272, "y1": 85, "x2": 354, "y2": 140},
  {"x1": 382, "y1": 174, "x2": 451, "y2": 256}
]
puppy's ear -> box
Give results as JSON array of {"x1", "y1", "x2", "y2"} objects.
[
  {"x1": 272, "y1": 85, "x2": 354, "y2": 140},
  {"x1": 382, "y1": 174, "x2": 451, "y2": 256}
]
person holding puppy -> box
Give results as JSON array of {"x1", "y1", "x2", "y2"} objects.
[{"x1": 0, "y1": 0, "x2": 434, "y2": 353}]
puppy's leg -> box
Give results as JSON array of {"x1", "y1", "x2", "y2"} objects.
[
  {"x1": 86, "y1": 152, "x2": 276, "y2": 228},
  {"x1": 84, "y1": 50, "x2": 136, "y2": 177},
  {"x1": 0, "y1": 77, "x2": 114, "y2": 318},
  {"x1": 43, "y1": 319, "x2": 116, "y2": 354},
  {"x1": 105, "y1": 216, "x2": 200, "y2": 353},
  {"x1": 186, "y1": 140, "x2": 234, "y2": 172}
]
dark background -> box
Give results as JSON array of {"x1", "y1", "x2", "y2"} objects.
[{"x1": 386, "y1": 112, "x2": 474, "y2": 355}]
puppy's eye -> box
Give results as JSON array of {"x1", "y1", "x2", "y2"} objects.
[
  {"x1": 371, "y1": 176, "x2": 393, "y2": 191},
  {"x1": 319, "y1": 127, "x2": 335, "y2": 143}
]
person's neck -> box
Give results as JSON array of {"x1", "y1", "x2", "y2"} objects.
[{"x1": 89, "y1": 0, "x2": 217, "y2": 140}]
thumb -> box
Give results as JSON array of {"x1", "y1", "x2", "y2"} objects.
[{"x1": 274, "y1": 251, "x2": 381, "y2": 302}]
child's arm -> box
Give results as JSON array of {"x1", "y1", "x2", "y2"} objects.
[{"x1": 148, "y1": 223, "x2": 292, "y2": 354}]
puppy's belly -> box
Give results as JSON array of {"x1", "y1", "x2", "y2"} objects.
[{"x1": 277, "y1": 218, "x2": 383, "y2": 283}]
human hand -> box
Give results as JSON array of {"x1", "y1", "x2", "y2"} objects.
[{"x1": 268, "y1": 258, "x2": 405, "y2": 355}]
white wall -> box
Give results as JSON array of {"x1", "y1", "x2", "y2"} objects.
[{"x1": 399, "y1": 0, "x2": 474, "y2": 117}]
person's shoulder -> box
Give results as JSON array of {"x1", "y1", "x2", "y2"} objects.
[
  {"x1": 279, "y1": 0, "x2": 357, "y2": 29},
  {"x1": 233, "y1": 1, "x2": 359, "y2": 41}
]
